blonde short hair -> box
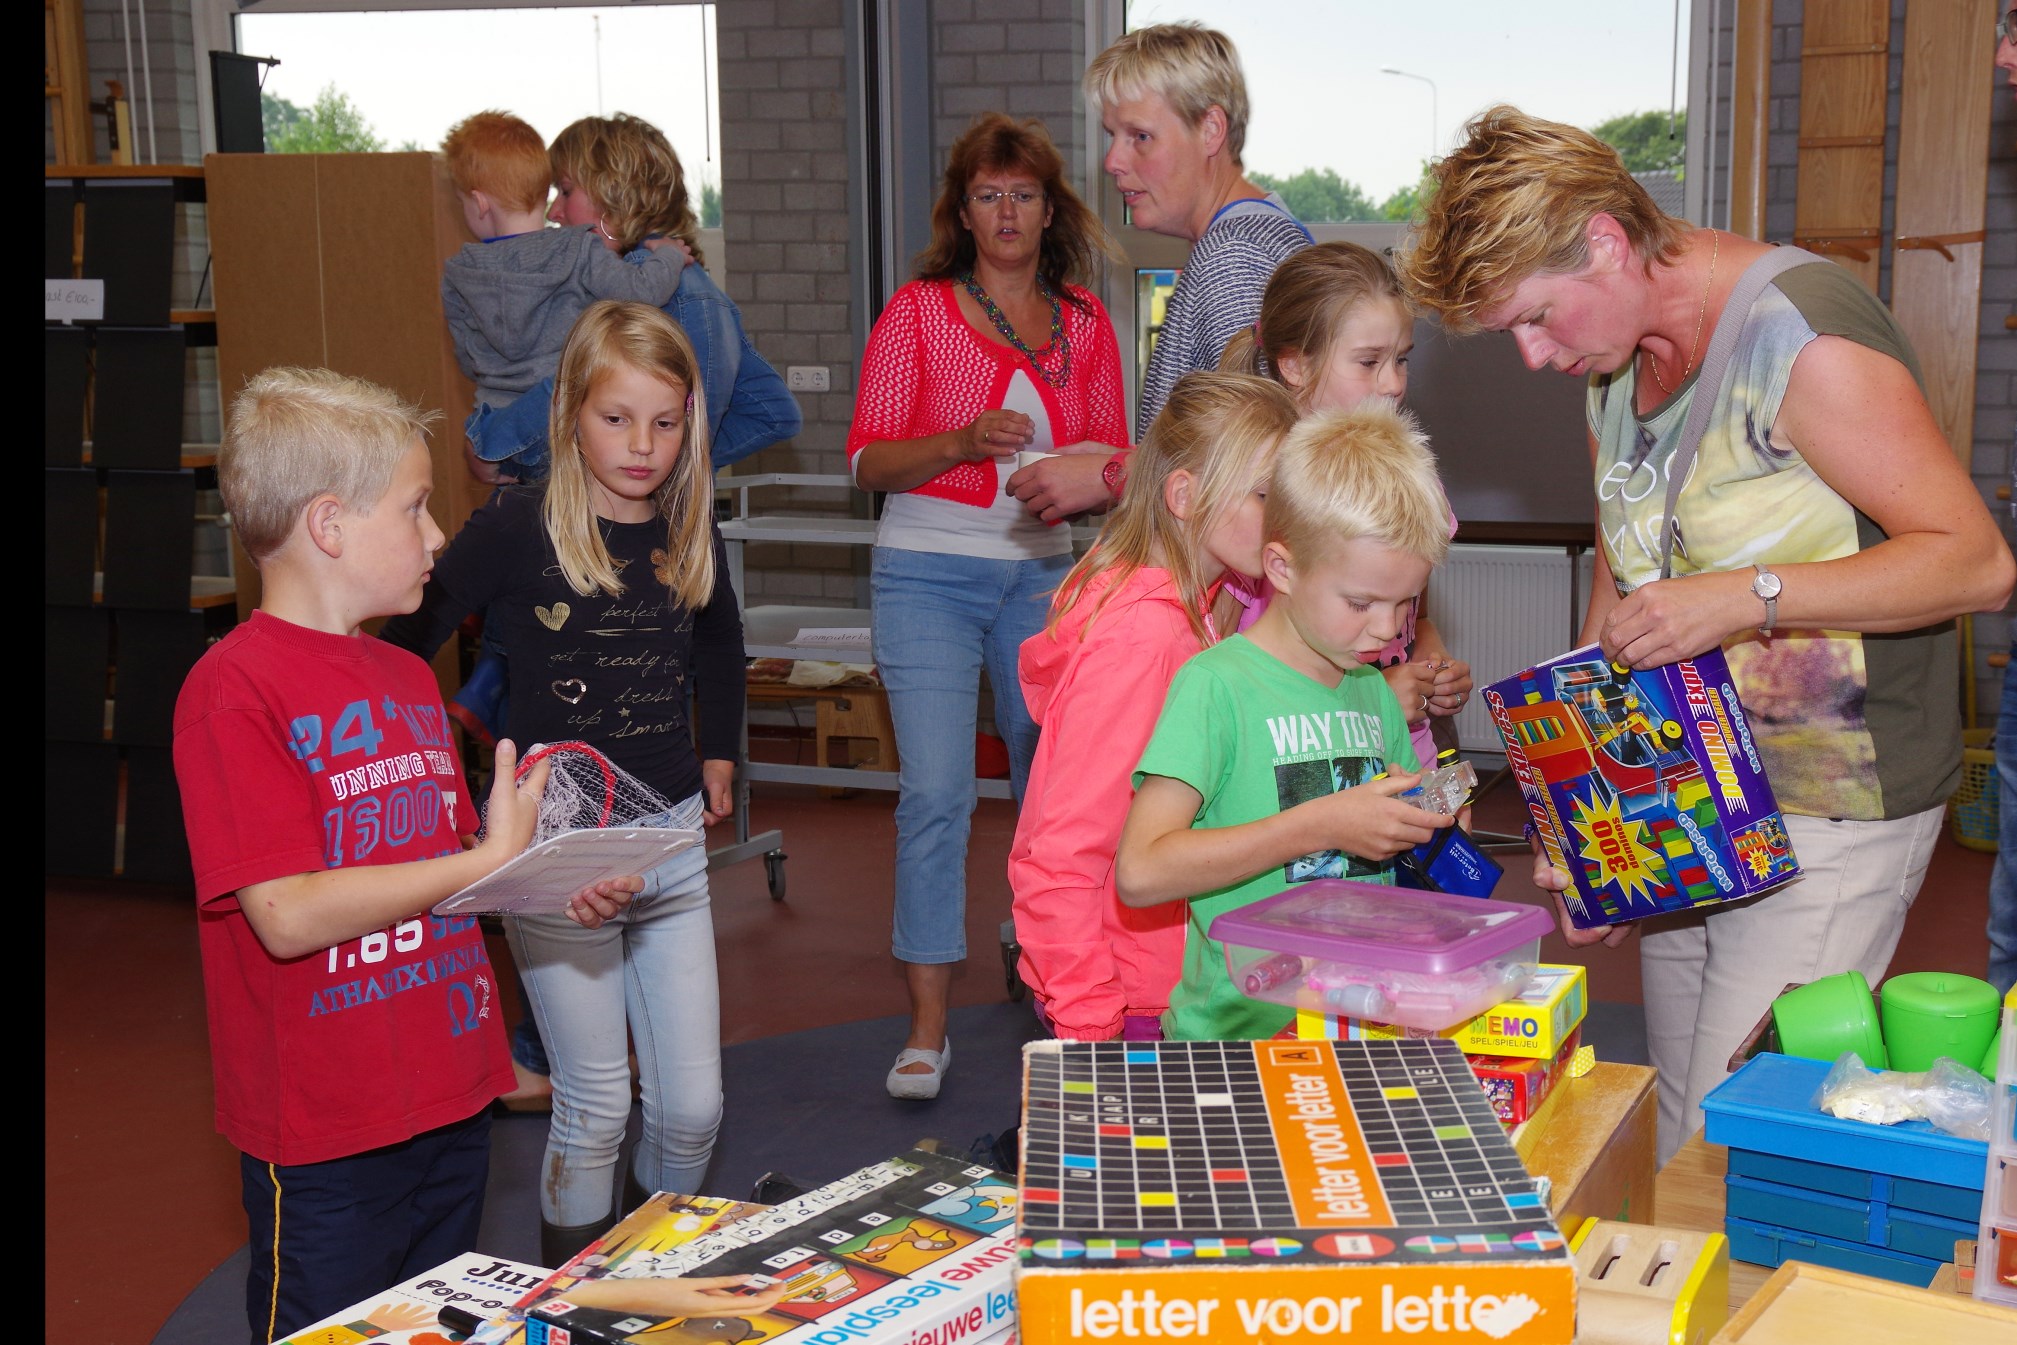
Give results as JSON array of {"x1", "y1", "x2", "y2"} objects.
[
  {"x1": 440, "y1": 110, "x2": 550, "y2": 213},
  {"x1": 1266, "y1": 401, "x2": 1448, "y2": 569},
  {"x1": 1396, "y1": 104, "x2": 1690, "y2": 333},
  {"x1": 1048, "y1": 371, "x2": 1297, "y2": 646},
  {"x1": 549, "y1": 113, "x2": 703, "y2": 264},
  {"x1": 1219, "y1": 242, "x2": 1408, "y2": 404},
  {"x1": 544, "y1": 301, "x2": 715, "y2": 607},
  {"x1": 222, "y1": 368, "x2": 437, "y2": 564},
  {"x1": 1084, "y1": 22, "x2": 1250, "y2": 164}
]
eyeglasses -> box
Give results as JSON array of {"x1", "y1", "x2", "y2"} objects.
[
  {"x1": 2002, "y1": 8, "x2": 2017, "y2": 43},
  {"x1": 964, "y1": 190, "x2": 1045, "y2": 209}
]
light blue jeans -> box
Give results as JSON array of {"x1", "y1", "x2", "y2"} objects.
[
  {"x1": 871, "y1": 545, "x2": 1071, "y2": 965},
  {"x1": 1991, "y1": 641, "x2": 2017, "y2": 996},
  {"x1": 505, "y1": 794, "x2": 721, "y2": 1225}
]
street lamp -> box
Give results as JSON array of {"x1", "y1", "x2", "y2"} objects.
[{"x1": 1380, "y1": 67, "x2": 1437, "y2": 163}]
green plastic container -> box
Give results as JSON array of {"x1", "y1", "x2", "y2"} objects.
[
  {"x1": 1771, "y1": 970, "x2": 1886, "y2": 1068},
  {"x1": 1878, "y1": 972, "x2": 1999, "y2": 1073},
  {"x1": 1983, "y1": 1025, "x2": 2003, "y2": 1079}
]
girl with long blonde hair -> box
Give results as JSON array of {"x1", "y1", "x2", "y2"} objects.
[
  {"x1": 1220, "y1": 242, "x2": 1472, "y2": 769},
  {"x1": 383, "y1": 300, "x2": 742, "y2": 1264},
  {"x1": 1008, "y1": 371, "x2": 1298, "y2": 1041}
]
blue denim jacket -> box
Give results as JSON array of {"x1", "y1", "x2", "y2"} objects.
[{"x1": 467, "y1": 256, "x2": 802, "y2": 476}]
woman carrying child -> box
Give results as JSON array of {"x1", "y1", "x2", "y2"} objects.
[
  {"x1": 465, "y1": 112, "x2": 801, "y2": 482},
  {"x1": 1220, "y1": 242, "x2": 1473, "y2": 770},
  {"x1": 847, "y1": 113, "x2": 1125, "y2": 1098},
  {"x1": 1008, "y1": 372, "x2": 1298, "y2": 1042},
  {"x1": 443, "y1": 111, "x2": 798, "y2": 1111},
  {"x1": 382, "y1": 300, "x2": 741, "y2": 1264}
]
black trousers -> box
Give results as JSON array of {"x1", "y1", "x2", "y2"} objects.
[{"x1": 239, "y1": 1107, "x2": 490, "y2": 1345}]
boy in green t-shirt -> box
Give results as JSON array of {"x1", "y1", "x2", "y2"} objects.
[{"x1": 1117, "y1": 401, "x2": 1455, "y2": 1040}]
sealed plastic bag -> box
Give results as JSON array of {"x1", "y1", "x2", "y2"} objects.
[{"x1": 1811, "y1": 1052, "x2": 1991, "y2": 1141}]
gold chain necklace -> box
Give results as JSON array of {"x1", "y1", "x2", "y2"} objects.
[{"x1": 1647, "y1": 230, "x2": 1719, "y2": 396}]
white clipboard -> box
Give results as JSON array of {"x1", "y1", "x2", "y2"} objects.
[{"x1": 432, "y1": 827, "x2": 703, "y2": 917}]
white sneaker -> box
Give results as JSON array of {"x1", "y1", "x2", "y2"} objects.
[{"x1": 886, "y1": 1037, "x2": 951, "y2": 1099}]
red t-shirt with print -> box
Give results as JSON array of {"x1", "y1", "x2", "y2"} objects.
[{"x1": 173, "y1": 611, "x2": 512, "y2": 1166}]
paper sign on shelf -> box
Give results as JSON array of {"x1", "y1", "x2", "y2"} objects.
[
  {"x1": 789, "y1": 628, "x2": 872, "y2": 646},
  {"x1": 46, "y1": 278, "x2": 105, "y2": 323}
]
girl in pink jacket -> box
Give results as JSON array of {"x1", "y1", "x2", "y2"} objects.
[{"x1": 1009, "y1": 372, "x2": 1300, "y2": 1040}]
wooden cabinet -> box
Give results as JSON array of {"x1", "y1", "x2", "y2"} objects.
[{"x1": 206, "y1": 150, "x2": 482, "y2": 696}]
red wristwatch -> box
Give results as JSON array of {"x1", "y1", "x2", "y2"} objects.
[{"x1": 1101, "y1": 450, "x2": 1129, "y2": 503}]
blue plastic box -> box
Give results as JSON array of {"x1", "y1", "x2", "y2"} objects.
[
  {"x1": 1723, "y1": 1214, "x2": 1943, "y2": 1287},
  {"x1": 1725, "y1": 1148, "x2": 1981, "y2": 1222},
  {"x1": 1700, "y1": 1052, "x2": 1988, "y2": 1191},
  {"x1": 1724, "y1": 1172, "x2": 1975, "y2": 1260}
]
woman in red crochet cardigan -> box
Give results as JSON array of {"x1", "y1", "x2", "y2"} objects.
[{"x1": 847, "y1": 113, "x2": 1126, "y2": 1098}]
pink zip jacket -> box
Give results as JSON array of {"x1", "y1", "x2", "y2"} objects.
[{"x1": 1009, "y1": 566, "x2": 1207, "y2": 1039}]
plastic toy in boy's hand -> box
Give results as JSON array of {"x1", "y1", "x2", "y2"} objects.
[{"x1": 1400, "y1": 759, "x2": 1478, "y2": 819}]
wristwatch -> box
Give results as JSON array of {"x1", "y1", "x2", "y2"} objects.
[
  {"x1": 1101, "y1": 450, "x2": 1130, "y2": 503},
  {"x1": 1751, "y1": 563, "x2": 1781, "y2": 635}
]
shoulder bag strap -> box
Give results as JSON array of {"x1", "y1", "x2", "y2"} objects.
[{"x1": 1658, "y1": 245, "x2": 1826, "y2": 578}]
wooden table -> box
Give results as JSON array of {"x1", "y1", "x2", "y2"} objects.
[{"x1": 1655, "y1": 1130, "x2": 1777, "y2": 1310}]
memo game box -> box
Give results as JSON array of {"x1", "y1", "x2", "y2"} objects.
[
  {"x1": 1481, "y1": 644, "x2": 1799, "y2": 929},
  {"x1": 1016, "y1": 1037, "x2": 1575, "y2": 1344}
]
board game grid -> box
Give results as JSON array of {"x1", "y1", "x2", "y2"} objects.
[{"x1": 1019, "y1": 1038, "x2": 1562, "y2": 1267}]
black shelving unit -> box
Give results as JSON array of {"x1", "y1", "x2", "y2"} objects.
[{"x1": 45, "y1": 164, "x2": 233, "y2": 883}]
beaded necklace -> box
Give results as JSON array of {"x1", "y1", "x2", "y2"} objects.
[{"x1": 959, "y1": 272, "x2": 1072, "y2": 389}]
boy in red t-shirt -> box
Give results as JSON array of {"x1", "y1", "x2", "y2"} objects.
[{"x1": 173, "y1": 367, "x2": 638, "y2": 1344}]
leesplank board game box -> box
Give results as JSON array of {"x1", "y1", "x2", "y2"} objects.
[
  {"x1": 524, "y1": 1150, "x2": 1018, "y2": 1345},
  {"x1": 1016, "y1": 1038, "x2": 1575, "y2": 1344},
  {"x1": 1481, "y1": 644, "x2": 1800, "y2": 928},
  {"x1": 465, "y1": 1193, "x2": 760, "y2": 1344},
  {"x1": 275, "y1": 1251, "x2": 550, "y2": 1345}
]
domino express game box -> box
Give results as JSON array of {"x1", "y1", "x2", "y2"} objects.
[{"x1": 1482, "y1": 645, "x2": 1799, "y2": 929}]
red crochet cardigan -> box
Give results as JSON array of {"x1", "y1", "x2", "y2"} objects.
[{"x1": 846, "y1": 278, "x2": 1128, "y2": 506}]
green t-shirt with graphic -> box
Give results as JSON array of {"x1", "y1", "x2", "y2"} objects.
[
  {"x1": 1134, "y1": 634, "x2": 1420, "y2": 1042},
  {"x1": 1588, "y1": 259, "x2": 1958, "y2": 821}
]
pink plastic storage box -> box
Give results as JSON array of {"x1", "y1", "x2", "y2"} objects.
[{"x1": 1208, "y1": 880, "x2": 1551, "y2": 1032}]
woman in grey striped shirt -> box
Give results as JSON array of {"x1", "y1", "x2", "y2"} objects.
[{"x1": 1005, "y1": 22, "x2": 1310, "y2": 523}]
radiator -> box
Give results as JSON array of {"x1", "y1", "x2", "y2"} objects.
[{"x1": 1430, "y1": 544, "x2": 1594, "y2": 753}]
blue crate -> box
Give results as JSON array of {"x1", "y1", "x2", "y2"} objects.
[
  {"x1": 1725, "y1": 1147, "x2": 1982, "y2": 1221},
  {"x1": 1890, "y1": 1174, "x2": 1985, "y2": 1224},
  {"x1": 1701, "y1": 1053, "x2": 1987, "y2": 1190},
  {"x1": 1724, "y1": 1214, "x2": 1942, "y2": 1287},
  {"x1": 1725, "y1": 1173, "x2": 1976, "y2": 1262},
  {"x1": 1725, "y1": 1174, "x2": 1869, "y2": 1244},
  {"x1": 1727, "y1": 1148, "x2": 1870, "y2": 1201},
  {"x1": 1885, "y1": 1202, "x2": 1976, "y2": 1261}
]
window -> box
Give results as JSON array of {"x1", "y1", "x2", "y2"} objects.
[{"x1": 226, "y1": 2, "x2": 724, "y2": 260}]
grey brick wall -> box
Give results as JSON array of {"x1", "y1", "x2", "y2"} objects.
[
  {"x1": 931, "y1": 0, "x2": 1086, "y2": 171},
  {"x1": 720, "y1": 0, "x2": 1092, "y2": 607},
  {"x1": 716, "y1": 0, "x2": 860, "y2": 605}
]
